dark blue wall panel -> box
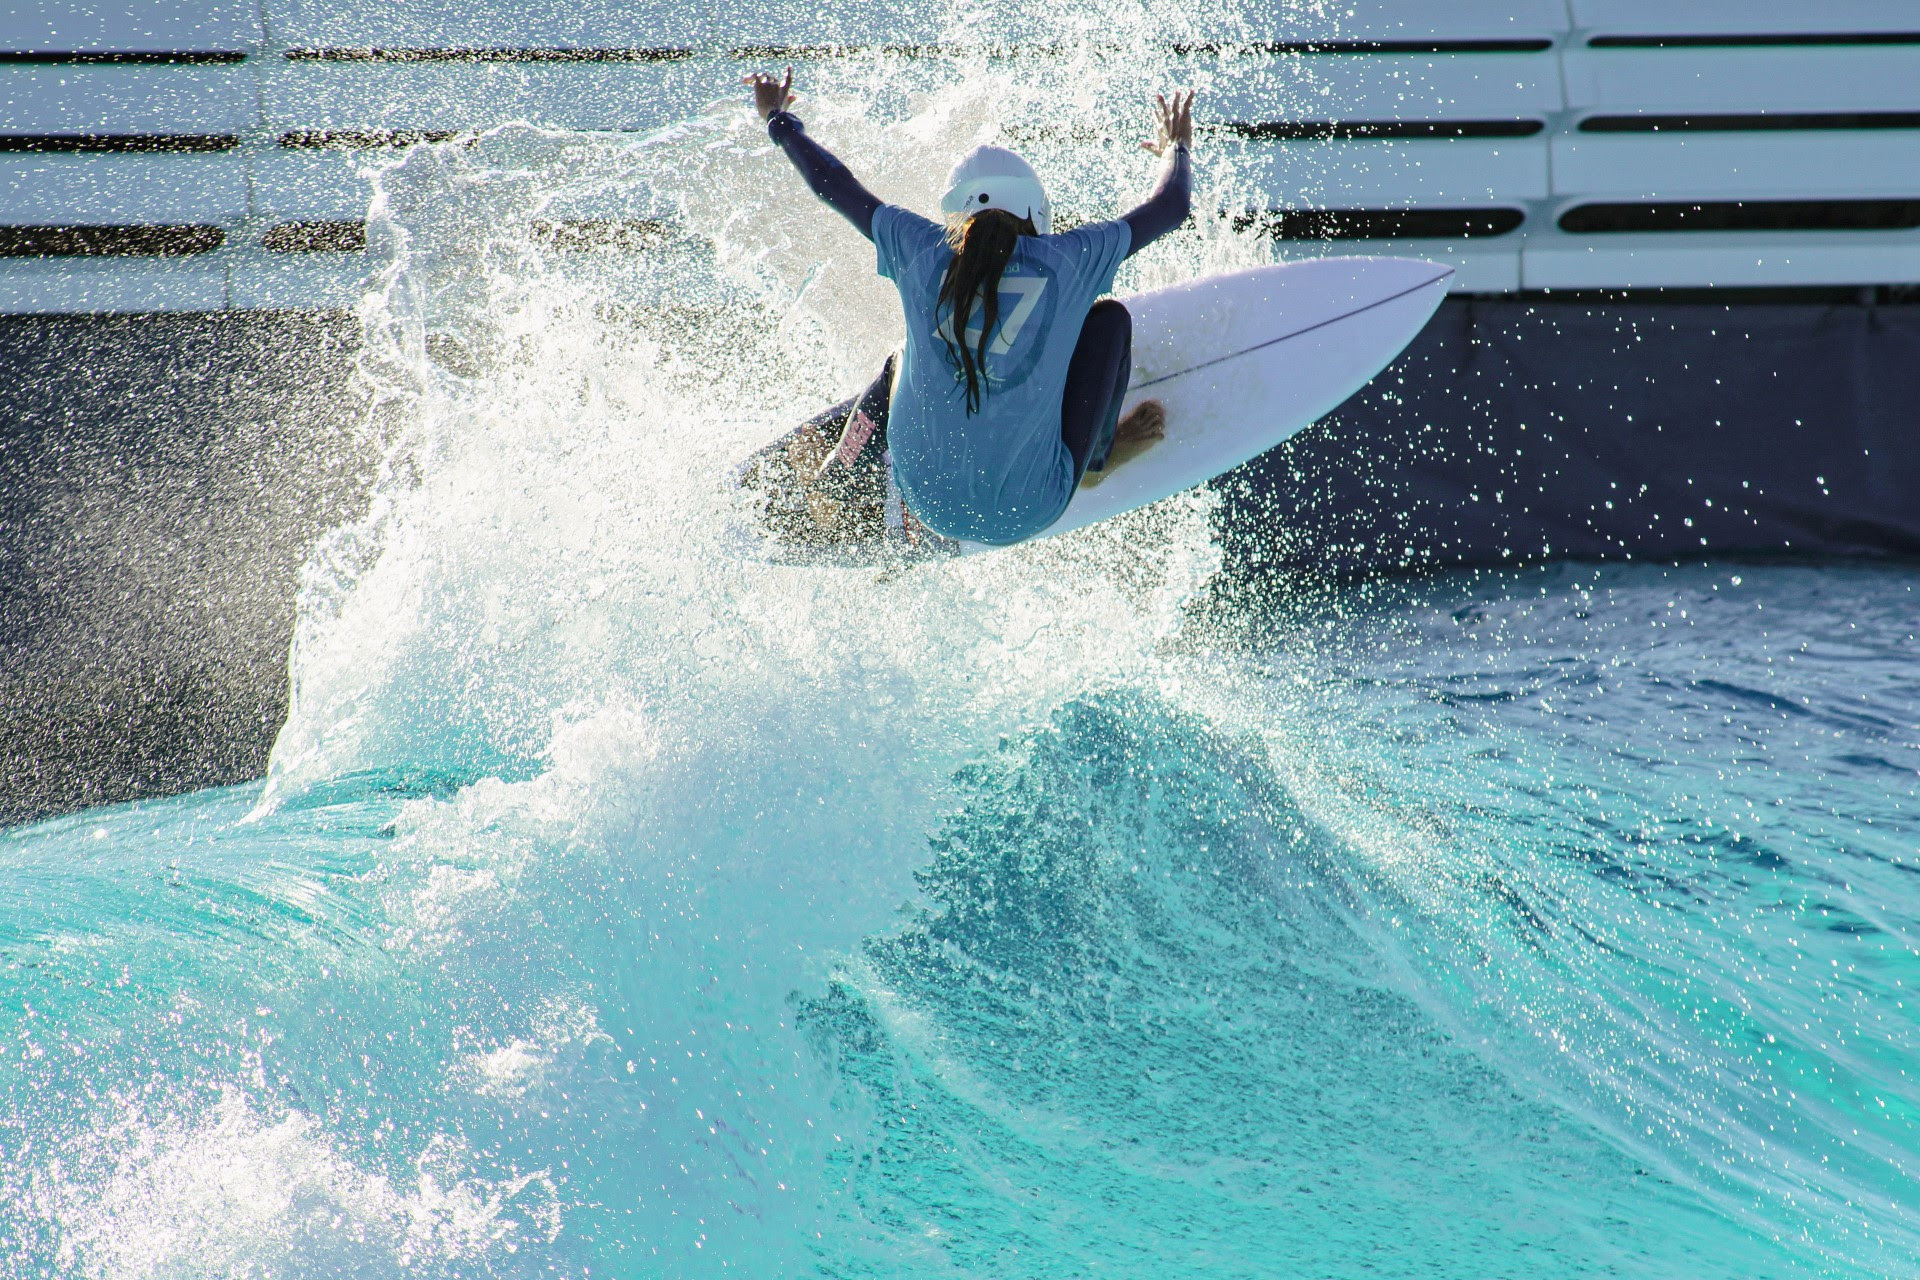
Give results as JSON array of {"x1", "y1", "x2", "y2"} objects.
[{"x1": 1225, "y1": 297, "x2": 1920, "y2": 571}]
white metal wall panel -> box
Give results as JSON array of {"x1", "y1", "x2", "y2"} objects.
[
  {"x1": 705, "y1": 1, "x2": 954, "y2": 50},
  {"x1": 1243, "y1": 138, "x2": 1550, "y2": 205},
  {"x1": 1570, "y1": 0, "x2": 1920, "y2": 39},
  {"x1": 0, "y1": 66, "x2": 259, "y2": 134},
  {"x1": 0, "y1": 154, "x2": 248, "y2": 224},
  {"x1": 1564, "y1": 47, "x2": 1920, "y2": 114},
  {"x1": 249, "y1": 150, "x2": 382, "y2": 221},
  {"x1": 534, "y1": 180, "x2": 678, "y2": 223},
  {"x1": 267, "y1": 0, "x2": 713, "y2": 50},
  {"x1": 229, "y1": 256, "x2": 366, "y2": 310},
  {"x1": 0, "y1": 1, "x2": 260, "y2": 53},
  {"x1": 1225, "y1": 0, "x2": 1571, "y2": 42},
  {"x1": 250, "y1": 142, "x2": 678, "y2": 223},
  {"x1": 1290, "y1": 241, "x2": 1521, "y2": 291},
  {"x1": 260, "y1": 62, "x2": 722, "y2": 133},
  {"x1": 1524, "y1": 230, "x2": 1920, "y2": 289},
  {"x1": 9, "y1": 2, "x2": 1920, "y2": 310},
  {"x1": 1552, "y1": 133, "x2": 1920, "y2": 200},
  {"x1": 0, "y1": 257, "x2": 227, "y2": 313},
  {"x1": 1206, "y1": 51, "x2": 1564, "y2": 121}
]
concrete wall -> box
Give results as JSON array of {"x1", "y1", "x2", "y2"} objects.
[{"x1": 0, "y1": 310, "x2": 369, "y2": 822}]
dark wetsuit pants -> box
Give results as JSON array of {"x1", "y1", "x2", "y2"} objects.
[{"x1": 812, "y1": 297, "x2": 1133, "y2": 485}]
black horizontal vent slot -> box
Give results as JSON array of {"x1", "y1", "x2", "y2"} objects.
[
  {"x1": 1560, "y1": 199, "x2": 1920, "y2": 233},
  {"x1": 1226, "y1": 119, "x2": 1543, "y2": 140},
  {"x1": 285, "y1": 46, "x2": 695, "y2": 62},
  {"x1": 280, "y1": 129, "x2": 463, "y2": 149},
  {"x1": 0, "y1": 225, "x2": 225, "y2": 257},
  {"x1": 732, "y1": 40, "x2": 1243, "y2": 57},
  {"x1": 1590, "y1": 32, "x2": 1920, "y2": 48},
  {"x1": 258, "y1": 219, "x2": 675, "y2": 252},
  {"x1": 1581, "y1": 112, "x2": 1920, "y2": 133},
  {"x1": 530, "y1": 219, "x2": 671, "y2": 250},
  {"x1": 732, "y1": 39, "x2": 1556, "y2": 57},
  {"x1": 727, "y1": 41, "x2": 1132, "y2": 57},
  {"x1": 0, "y1": 50, "x2": 246, "y2": 64},
  {"x1": 1207, "y1": 38, "x2": 1554, "y2": 54},
  {"x1": 0, "y1": 133, "x2": 238, "y2": 153},
  {"x1": 1238, "y1": 207, "x2": 1524, "y2": 239},
  {"x1": 728, "y1": 42, "x2": 959, "y2": 57},
  {"x1": 263, "y1": 221, "x2": 367, "y2": 252},
  {"x1": 283, "y1": 39, "x2": 1555, "y2": 62}
]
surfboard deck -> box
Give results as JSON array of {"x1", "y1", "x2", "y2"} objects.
[{"x1": 731, "y1": 255, "x2": 1453, "y2": 563}]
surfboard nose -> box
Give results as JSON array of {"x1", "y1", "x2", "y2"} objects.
[{"x1": 1266, "y1": 254, "x2": 1454, "y2": 327}]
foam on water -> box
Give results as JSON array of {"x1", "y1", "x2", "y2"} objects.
[{"x1": 5, "y1": 4, "x2": 1919, "y2": 1276}]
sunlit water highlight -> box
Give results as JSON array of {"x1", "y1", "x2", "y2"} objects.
[{"x1": 4, "y1": 5, "x2": 1918, "y2": 1276}]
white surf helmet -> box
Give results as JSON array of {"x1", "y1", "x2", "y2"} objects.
[{"x1": 938, "y1": 145, "x2": 1052, "y2": 235}]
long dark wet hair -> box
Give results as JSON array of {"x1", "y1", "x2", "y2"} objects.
[{"x1": 938, "y1": 208, "x2": 1036, "y2": 415}]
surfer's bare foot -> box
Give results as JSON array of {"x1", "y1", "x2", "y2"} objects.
[
  {"x1": 1082, "y1": 400, "x2": 1166, "y2": 488},
  {"x1": 1114, "y1": 399, "x2": 1166, "y2": 445},
  {"x1": 784, "y1": 423, "x2": 830, "y2": 476}
]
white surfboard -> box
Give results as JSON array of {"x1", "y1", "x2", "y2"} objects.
[
  {"x1": 1044, "y1": 255, "x2": 1453, "y2": 539},
  {"x1": 733, "y1": 255, "x2": 1452, "y2": 560}
]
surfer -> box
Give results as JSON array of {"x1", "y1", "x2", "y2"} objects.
[{"x1": 744, "y1": 68, "x2": 1194, "y2": 545}]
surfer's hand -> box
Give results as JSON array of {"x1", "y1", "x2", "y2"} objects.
[
  {"x1": 744, "y1": 67, "x2": 795, "y2": 120},
  {"x1": 1141, "y1": 89, "x2": 1195, "y2": 156}
]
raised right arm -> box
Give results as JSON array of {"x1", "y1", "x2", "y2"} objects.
[{"x1": 767, "y1": 111, "x2": 884, "y2": 242}]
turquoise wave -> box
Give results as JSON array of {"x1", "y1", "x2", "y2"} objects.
[{"x1": 5, "y1": 565, "x2": 1915, "y2": 1277}]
